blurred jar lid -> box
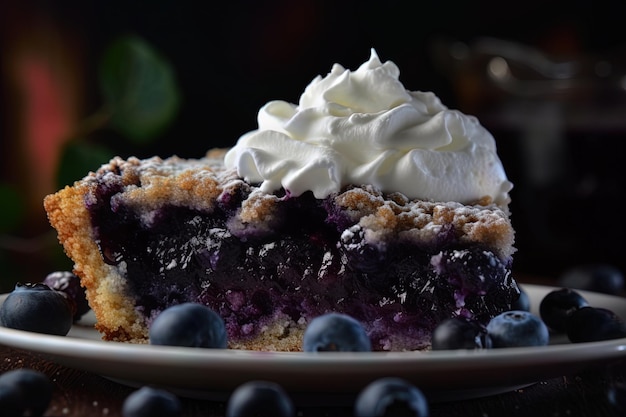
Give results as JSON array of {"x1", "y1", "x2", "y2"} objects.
[{"x1": 431, "y1": 36, "x2": 626, "y2": 131}]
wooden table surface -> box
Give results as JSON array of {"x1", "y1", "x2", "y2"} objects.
[{"x1": 2, "y1": 277, "x2": 626, "y2": 417}]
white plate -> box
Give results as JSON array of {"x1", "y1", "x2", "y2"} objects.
[{"x1": 1, "y1": 284, "x2": 626, "y2": 404}]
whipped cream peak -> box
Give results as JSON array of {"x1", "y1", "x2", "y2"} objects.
[
  {"x1": 225, "y1": 49, "x2": 513, "y2": 207},
  {"x1": 300, "y1": 49, "x2": 411, "y2": 113}
]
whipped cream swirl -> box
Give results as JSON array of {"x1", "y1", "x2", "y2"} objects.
[{"x1": 224, "y1": 49, "x2": 512, "y2": 206}]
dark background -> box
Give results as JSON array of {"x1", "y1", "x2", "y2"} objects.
[
  {"x1": 89, "y1": 0, "x2": 626, "y2": 156},
  {"x1": 1, "y1": 0, "x2": 626, "y2": 289}
]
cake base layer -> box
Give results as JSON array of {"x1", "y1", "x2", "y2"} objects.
[{"x1": 44, "y1": 153, "x2": 518, "y2": 351}]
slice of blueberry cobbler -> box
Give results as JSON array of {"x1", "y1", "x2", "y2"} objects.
[{"x1": 46, "y1": 152, "x2": 519, "y2": 352}]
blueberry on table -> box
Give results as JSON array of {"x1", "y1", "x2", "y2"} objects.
[
  {"x1": 225, "y1": 380, "x2": 294, "y2": 417},
  {"x1": 43, "y1": 271, "x2": 90, "y2": 321},
  {"x1": 354, "y1": 377, "x2": 429, "y2": 417},
  {"x1": 149, "y1": 303, "x2": 227, "y2": 348},
  {"x1": 559, "y1": 264, "x2": 625, "y2": 295},
  {"x1": 303, "y1": 312, "x2": 372, "y2": 352},
  {"x1": 0, "y1": 283, "x2": 73, "y2": 336},
  {"x1": 486, "y1": 311, "x2": 550, "y2": 348},
  {"x1": 539, "y1": 288, "x2": 589, "y2": 332},
  {"x1": 122, "y1": 386, "x2": 182, "y2": 417},
  {"x1": 0, "y1": 368, "x2": 53, "y2": 417},
  {"x1": 566, "y1": 306, "x2": 626, "y2": 343},
  {"x1": 431, "y1": 317, "x2": 492, "y2": 350}
]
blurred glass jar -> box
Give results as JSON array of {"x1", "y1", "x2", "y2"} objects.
[{"x1": 431, "y1": 36, "x2": 626, "y2": 277}]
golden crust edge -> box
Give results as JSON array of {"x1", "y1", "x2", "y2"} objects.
[{"x1": 43, "y1": 185, "x2": 148, "y2": 343}]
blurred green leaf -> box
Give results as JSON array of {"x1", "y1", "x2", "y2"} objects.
[
  {"x1": 57, "y1": 142, "x2": 116, "y2": 188},
  {"x1": 99, "y1": 35, "x2": 181, "y2": 143},
  {"x1": 0, "y1": 184, "x2": 23, "y2": 233}
]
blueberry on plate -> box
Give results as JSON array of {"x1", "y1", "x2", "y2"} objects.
[
  {"x1": 486, "y1": 310, "x2": 549, "y2": 348},
  {"x1": 149, "y1": 303, "x2": 227, "y2": 348},
  {"x1": 431, "y1": 317, "x2": 492, "y2": 350},
  {"x1": 566, "y1": 306, "x2": 626, "y2": 343},
  {"x1": 539, "y1": 288, "x2": 589, "y2": 332},
  {"x1": 0, "y1": 368, "x2": 53, "y2": 417},
  {"x1": 303, "y1": 312, "x2": 371, "y2": 352},
  {"x1": 510, "y1": 286, "x2": 531, "y2": 312},
  {"x1": 43, "y1": 271, "x2": 90, "y2": 321},
  {"x1": 122, "y1": 386, "x2": 181, "y2": 417},
  {"x1": 559, "y1": 264, "x2": 625, "y2": 295},
  {"x1": 225, "y1": 380, "x2": 294, "y2": 417},
  {"x1": 354, "y1": 377, "x2": 429, "y2": 417},
  {"x1": 0, "y1": 283, "x2": 73, "y2": 336}
]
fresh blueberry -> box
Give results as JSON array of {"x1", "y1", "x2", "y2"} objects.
[
  {"x1": 539, "y1": 288, "x2": 589, "y2": 332},
  {"x1": 303, "y1": 313, "x2": 371, "y2": 352},
  {"x1": 354, "y1": 377, "x2": 429, "y2": 417},
  {"x1": 43, "y1": 271, "x2": 90, "y2": 321},
  {"x1": 486, "y1": 311, "x2": 549, "y2": 348},
  {"x1": 149, "y1": 303, "x2": 227, "y2": 348},
  {"x1": 122, "y1": 386, "x2": 182, "y2": 417},
  {"x1": 510, "y1": 286, "x2": 530, "y2": 312},
  {"x1": 225, "y1": 380, "x2": 294, "y2": 417},
  {"x1": 566, "y1": 306, "x2": 626, "y2": 343},
  {"x1": 0, "y1": 283, "x2": 73, "y2": 336},
  {"x1": 431, "y1": 317, "x2": 492, "y2": 350},
  {"x1": 559, "y1": 264, "x2": 625, "y2": 295},
  {"x1": 0, "y1": 369, "x2": 53, "y2": 417}
]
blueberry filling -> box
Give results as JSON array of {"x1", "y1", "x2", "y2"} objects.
[{"x1": 86, "y1": 178, "x2": 518, "y2": 350}]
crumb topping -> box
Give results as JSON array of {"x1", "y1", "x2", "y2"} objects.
[
  {"x1": 334, "y1": 187, "x2": 515, "y2": 258},
  {"x1": 85, "y1": 153, "x2": 241, "y2": 214},
  {"x1": 80, "y1": 153, "x2": 514, "y2": 258}
]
